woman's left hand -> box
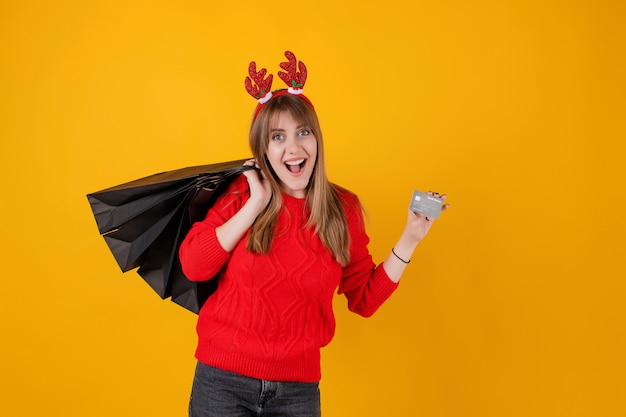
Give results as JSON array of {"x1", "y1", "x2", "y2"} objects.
[
  {"x1": 404, "y1": 192, "x2": 449, "y2": 244},
  {"x1": 385, "y1": 192, "x2": 449, "y2": 282}
]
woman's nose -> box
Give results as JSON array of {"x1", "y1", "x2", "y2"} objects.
[{"x1": 285, "y1": 136, "x2": 300, "y2": 153}]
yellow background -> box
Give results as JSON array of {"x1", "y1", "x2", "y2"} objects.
[{"x1": 1, "y1": 1, "x2": 624, "y2": 416}]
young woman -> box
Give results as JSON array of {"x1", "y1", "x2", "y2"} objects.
[{"x1": 179, "y1": 52, "x2": 447, "y2": 417}]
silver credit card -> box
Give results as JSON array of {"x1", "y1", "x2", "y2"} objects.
[{"x1": 409, "y1": 190, "x2": 442, "y2": 218}]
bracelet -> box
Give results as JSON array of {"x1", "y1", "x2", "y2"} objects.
[{"x1": 391, "y1": 248, "x2": 410, "y2": 264}]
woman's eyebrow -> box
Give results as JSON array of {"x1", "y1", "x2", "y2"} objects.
[{"x1": 269, "y1": 125, "x2": 309, "y2": 132}]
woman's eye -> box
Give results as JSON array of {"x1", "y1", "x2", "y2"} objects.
[
  {"x1": 271, "y1": 134, "x2": 283, "y2": 141},
  {"x1": 299, "y1": 130, "x2": 310, "y2": 136}
]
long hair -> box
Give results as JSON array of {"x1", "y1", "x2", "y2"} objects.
[{"x1": 247, "y1": 93, "x2": 351, "y2": 266}]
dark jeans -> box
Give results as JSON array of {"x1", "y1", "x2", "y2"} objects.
[{"x1": 189, "y1": 362, "x2": 321, "y2": 417}]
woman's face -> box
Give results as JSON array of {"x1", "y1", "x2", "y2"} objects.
[{"x1": 265, "y1": 111, "x2": 318, "y2": 198}]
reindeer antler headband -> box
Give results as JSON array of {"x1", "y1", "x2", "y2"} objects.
[{"x1": 245, "y1": 51, "x2": 314, "y2": 120}]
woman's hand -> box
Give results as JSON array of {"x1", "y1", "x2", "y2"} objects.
[
  {"x1": 214, "y1": 159, "x2": 272, "y2": 252},
  {"x1": 384, "y1": 192, "x2": 449, "y2": 282},
  {"x1": 404, "y1": 192, "x2": 449, "y2": 244},
  {"x1": 241, "y1": 159, "x2": 272, "y2": 216}
]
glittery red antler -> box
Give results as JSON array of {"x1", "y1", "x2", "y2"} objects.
[
  {"x1": 245, "y1": 62, "x2": 274, "y2": 103},
  {"x1": 278, "y1": 51, "x2": 307, "y2": 94}
]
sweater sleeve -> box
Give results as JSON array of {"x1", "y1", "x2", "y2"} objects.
[
  {"x1": 337, "y1": 190, "x2": 399, "y2": 317},
  {"x1": 179, "y1": 175, "x2": 250, "y2": 282}
]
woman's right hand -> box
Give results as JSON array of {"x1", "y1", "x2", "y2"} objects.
[
  {"x1": 214, "y1": 159, "x2": 272, "y2": 252},
  {"x1": 242, "y1": 159, "x2": 272, "y2": 216}
]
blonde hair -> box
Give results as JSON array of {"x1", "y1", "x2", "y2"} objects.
[{"x1": 247, "y1": 93, "x2": 351, "y2": 266}]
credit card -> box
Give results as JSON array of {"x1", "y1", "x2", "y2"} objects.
[{"x1": 409, "y1": 190, "x2": 443, "y2": 219}]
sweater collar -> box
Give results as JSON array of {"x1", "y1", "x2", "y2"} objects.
[{"x1": 281, "y1": 191, "x2": 307, "y2": 209}]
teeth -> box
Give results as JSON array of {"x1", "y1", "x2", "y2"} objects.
[{"x1": 285, "y1": 159, "x2": 305, "y2": 165}]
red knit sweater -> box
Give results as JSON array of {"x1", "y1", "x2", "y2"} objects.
[{"x1": 179, "y1": 175, "x2": 398, "y2": 382}]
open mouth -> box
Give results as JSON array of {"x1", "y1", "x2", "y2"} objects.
[{"x1": 285, "y1": 158, "x2": 306, "y2": 174}]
